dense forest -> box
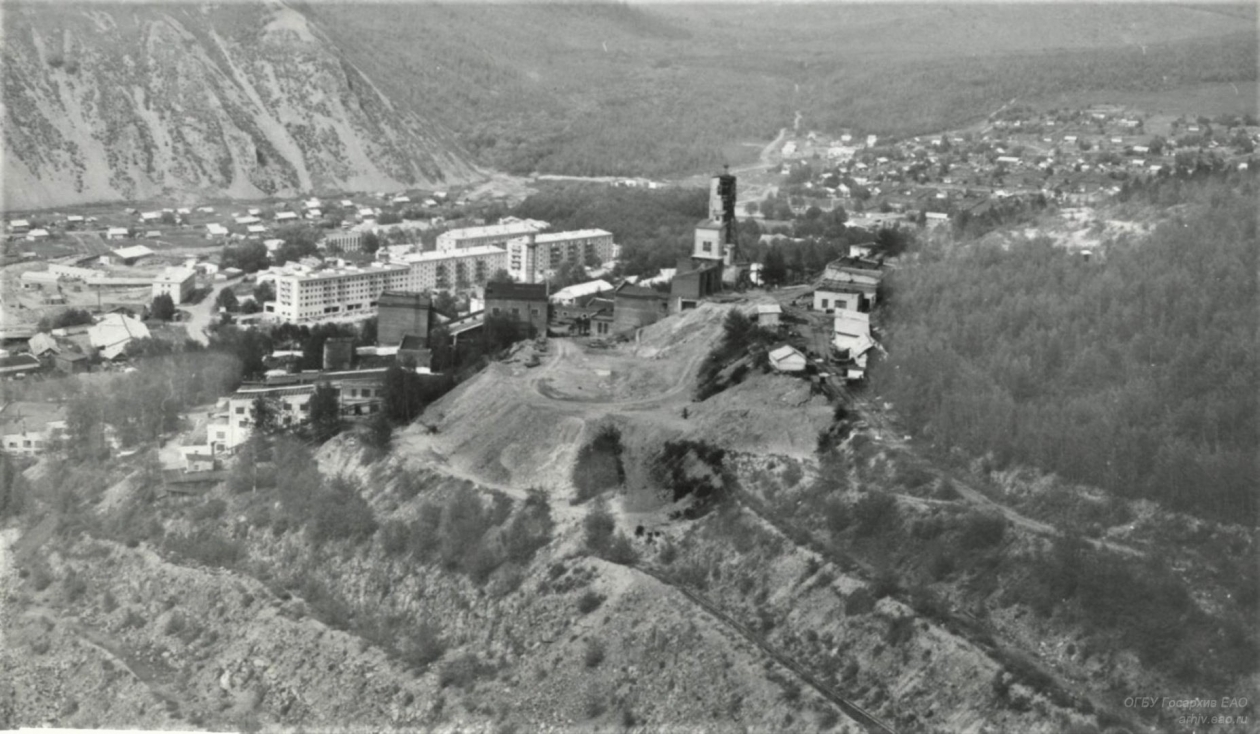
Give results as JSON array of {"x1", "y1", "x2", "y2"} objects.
[{"x1": 871, "y1": 172, "x2": 1258, "y2": 524}]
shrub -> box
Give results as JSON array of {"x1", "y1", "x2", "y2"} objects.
[
  {"x1": 401, "y1": 621, "x2": 446, "y2": 672},
  {"x1": 584, "y1": 639, "x2": 606, "y2": 668},
  {"x1": 583, "y1": 500, "x2": 616, "y2": 556},
  {"x1": 164, "y1": 531, "x2": 243, "y2": 569},
  {"x1": 853, "y1": 492, "x2": 900, "y2": 537},
  {"x1": 573, "y1": 424, "x2": 625, "y2": 502},
  {"x1": 309, "y1": 476, "x2": 378, "y2": 543},
  {"x1": 576, "y1": 590, "x2": 605, "y2": 615},
  {"x1": 190, "y1": 498, "x2": 227, "y2": 522},
  {"x1": 439, "y1": 653, "x2": 487, "y2": 690},
  {"x1": 959, "y1": 511, "x2": 1008, "y2": 549},
  {"x1": 604, "y1": 532, "x2": 638, "y2": 565},
  {"x1": 884, "y1": 615, "x2": 915, "y2": 646}
]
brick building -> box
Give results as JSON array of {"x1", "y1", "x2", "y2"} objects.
[
  {"x1": 485, "y1": 282, "x2": 549, "y2": 337},
  {"x1": 612, "y1": 283, "x2": 668, "y2": 334}
]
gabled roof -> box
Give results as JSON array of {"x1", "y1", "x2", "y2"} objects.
[
  {"x1": 88, "y1": 313, "x2": 150, "y2": 349},
  {"x1": 112, "y1": 245, "x2": 154, "y2": 259}
]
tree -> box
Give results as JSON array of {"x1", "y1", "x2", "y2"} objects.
[
  {"x1": 160, "y1": 211, "x2": 177, "y2": 226},
  {"x1": 273, "y1": 225, "x2": 321, "y2": 265},
  {"x1": 361, "y1": 231, "x2": 382, "y2": 255},
  {"x1": 744, "y1": 201, "x2": 760, "y2": 215},
  {"x1": 216, "y1": 288, "x2": 240, "y2": 313},
  {"x1": 240, "y1": 299, "x2": 263, "y2": 314},
  {"x1": 489, "y1": 269, "x2": 514, "y2": 284},
  {"x1": 309, "y1": 384, "x2": 343, "y2": 443},
  {"x1": 150, "y1": 294, "x2": 176, "y2": 322},
  {"x1": 762, "y1": 248, "x2": 788, "y2": 287},
  {"x1": 251, "y1": 397, "x2": 277, "y2": 436},
  {"x1": 363, "y1": 410, "x2": 392, "y2": 452},
  {"x1": 221, "y1": 242, "x2": 270, "y2": 273},
  {"x1": 253, "y1": 281, "x2": 276, "y2": 303}
]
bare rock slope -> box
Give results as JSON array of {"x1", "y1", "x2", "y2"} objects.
[{"x1": 2, "y1": 1, "x2": 479, "y2": 209}]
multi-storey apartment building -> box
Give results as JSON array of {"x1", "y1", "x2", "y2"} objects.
[
  {"x1": 270, "y1": 263, "x2": 413, "y2": 323},
  {"x1": 267, "y1": 246, "x2": 510, "y2": 324},
  {"x1": 435, "y1": 220, "x2": 546, "y2": 252},
  {"x1": 506, "y1": 229, "x2": 616, "y2": 283},
  {"x1": 398, "y1": 245, "x2": 508, "y2": 292}
]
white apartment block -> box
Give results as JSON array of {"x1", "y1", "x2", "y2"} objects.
[
  {"x1": 271, "y1": 263, "x2": 413, "y2": 323},
  {"x1": 399, "y1": 245, "x2": 508, "y2": 292},
  {"x1": 507, "y1": 229, "x2": 616, "y2": 283},
  {"x1": 435, "y1": 220, "x2": 546, "y2": 252},
  {"x1": 268, "y1": 247, "x2": 509, "y2": 323}
]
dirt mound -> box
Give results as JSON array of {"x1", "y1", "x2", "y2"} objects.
[{"x1": 689, "y1": 372, "x2": 833, "y2": 459}]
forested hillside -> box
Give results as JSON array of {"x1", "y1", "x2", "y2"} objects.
[
  {"x1": 872, "y1": 171, "x2": 1258, "y2": 524},
  {"x1": 313, "y1": 2, "x2": 1257, "y2": 178}
]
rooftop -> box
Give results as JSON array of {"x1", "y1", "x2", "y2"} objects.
[
  {"x1": 485, "y1": 282, "x2": 549, "y2": 302},
  {"x1": 400, "y1": 245, "x2": 507, "y2": 263},
  {"x1": 0, "y1": 401, "x2": 66, "y2": 433},
  {"x1": 441, "y1": 221, "x2": 547, "y2": 240},
  {"x1": 155, "y1": 266, "x2": 196, "y2": 284}
]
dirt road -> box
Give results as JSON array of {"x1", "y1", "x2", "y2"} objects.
[{"x1": 181, "y1": 277, "x2": 241, "y2": 345}]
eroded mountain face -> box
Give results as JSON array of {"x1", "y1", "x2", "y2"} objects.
[{"x1": 2, "y1": 2, "x2": 478, "y2": 209}]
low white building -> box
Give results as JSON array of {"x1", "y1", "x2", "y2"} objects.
[{"x1": 1, "y1": 402, "x2": 67, "y2": 457}]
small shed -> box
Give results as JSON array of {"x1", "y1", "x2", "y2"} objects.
[
  {"x1": 756, "y1": 303, "x2": 782, "y2": 327},
  {"x1": 768, "y1": 345, "x2": 807, "y2": 373}
]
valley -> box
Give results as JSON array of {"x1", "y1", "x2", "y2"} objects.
[{"x1": 1, "y1": 3, "x2": 1257, "y2": 733}]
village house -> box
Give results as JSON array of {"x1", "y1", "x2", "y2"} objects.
[
  {"x1": 756, "y1": 303, "x2": 782, "y2": 328},
  {"x1": 0, "y1": 353, "x2": 43, "y2": 380},
  {"x1": 88, "y1": 313, "x2": 151, "y2": 360},
  {"x1": 0, "y1": 401, "x2": 67, "y2": 456}
]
